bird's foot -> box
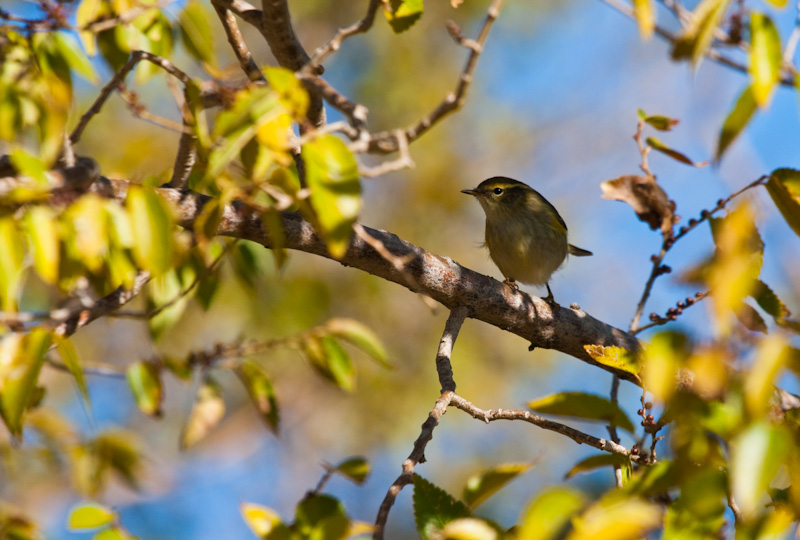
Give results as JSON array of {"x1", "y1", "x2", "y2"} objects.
[
  {"x1": 503, "y1": 279, "x2": 519, "y2": 291},
  {"x1": 544, "y1": 284, "x2": 560, "y2": 310}
]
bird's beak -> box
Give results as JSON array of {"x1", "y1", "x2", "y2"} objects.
[{"x1": 461, "y1": 188, "x2": 478, "y2": 196}]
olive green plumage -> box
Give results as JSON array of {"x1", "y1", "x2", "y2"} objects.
[{"x1": 461, "y1": 177, "x2": 591, "y2": 302}]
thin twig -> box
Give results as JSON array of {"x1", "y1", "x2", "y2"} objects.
[
  {"x1": 213, "y1": 4, "x2": 265, "y2": 82},
  {"x1": 367, "y1": 0, "x2": 506, "y2": 155},
  {"x1": 46, "y1": 357, "x2": 127, "y2": 378},
  {"x1": 302, "y1": 0, "x2": 381, "y2": 75},
  {"x1": 358, "y1": 130, "x2": 415, "y2": 177},
  {"x1": 118, "y1": 86, "x2": 190, "y2": 134},
  {"x1": 600, "y1": 0, "x2": 797, "y2": 86},
  {"x1": 608, "y1": 375, "x2": 623, "y2": 487},
  {"x1": 450, "y1": 393, "x2": 638, "y2": 459},
  {"x1": 54, "y1": 272, "x2": 152, "y2": 338},
  {"x1": 209, "y1": 0, "x2": 263, "y2": 29},
  {"x1": 70, "y1": 51, "x2": 193, "y2": 145},
  {"x1": 783, "y1": 0, "x2": 800, "y2": 68},
  {"x1": 115, "y1": 242, "x2": 235, "y2": 320},
  {"x1": 373, "y1": 392, "x2": 454, "y2": 540},
  {"x1": 353, "y1": 223, "x2": 437, "y2": 311}
]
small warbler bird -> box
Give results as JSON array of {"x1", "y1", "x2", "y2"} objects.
[{"x1": 462, "y1": 176, "x2": 592, "y2": 304}]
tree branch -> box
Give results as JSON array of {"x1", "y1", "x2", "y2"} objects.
[
  {"x1": 374, "y1": 391, "x2": 454, "y2": 540},
  {"x1": 449, "y1": 393, "x2": 638, "y2": 461},
  {"x1": 214, "y1": 4, "x2": 265, "y2": 83},
  {"x1": 92, "y1": 177, "x2": 643, "y2": 383},
  {"x1": 259, "y1": 0, "x2": 325, "y2": 127}
]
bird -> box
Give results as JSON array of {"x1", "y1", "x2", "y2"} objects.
[{"x1": 461, "y1": 176, "x2": 592, "y2": 304}]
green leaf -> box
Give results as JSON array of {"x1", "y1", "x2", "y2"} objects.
[
  {"x1": 325, "y1": 318, "x2": 391, "y2": 368},
  {"x1": 384, "y1": 0, "x2": 424, "y2": 33},
  {"x1": 92, "y1": 431, "x2": 142, "y2": 491},
  {"x1": 179, "y1": 0, "x2": 214, "y2": 64},
  {"x1": 645, "y1": 137, "x2": 708, "y2": 167},
  {"x1": 632, "y1": 0, "x2": 655, "y2": 39},
  {"x1": 327, "y1": 456, "x2": 371, "y2": 485},
  {"x1": 24, "y1": 205, "x2": 61, "y2": 284},
  {"x1": 295, "y1": 495, "x2": 350, "y2": 540},
  {"x1": 752, "y1": 280, "x2": 790, "y2": 320},
  {"x1": 674, "y1": 467, "x2": 726, "y2": 522},
  {"x1": 0, "y1": 329, "x2": 52, "y2": 439},
  {"x1": 56, "y1": 338, "x2": 89, "y2": 404},
  {"x1": 766, "y1": 168, "x2": 800, "y2": 238},
  {"x1": 303, "y1": 336, "x2": 356, "y2": 392},
  {"x1": 622, "y1": 460, "x2": 676, "y2": 497},
  {"x1": 231, "y1": 240, "x2": 262, "y2": 289},
  {"x1": 462, "y1": 463, "x2": 532, "y2": 509},
  {"x1": 749, "y1": 12, "x2": 781, "y2": 107},
  {"x1": 126, "y1": 361, "x2": 163, "y2": 417},
  {"x1": 736, "y1": 302, "x2": 767, "y2": 333},
  {"x1": 264, "y1": 67, "x2": 309, "y2": 119},
  {"x1": 715, "y1": 85, "x2": 757, "y2": 163},
  {"x1": 262, "y1": 209, "x2": 288, "y2": 269},
  {"x1": 52, "y1": 32, "x2": 98, "y2": 84},
  {"x1": 642, "y1": 114, "x2": 678, "y2": 131},
  {"x1": 10, "y1": 148, "x2": 49, "y2": 185},
  {"x1": 96, "y1": 26, "x2": 130, "y2": 72},
  {"x1": 147, "y1": 265, "x2": 194, "y2": 342},
  {"x1": 126, "y1": 185, "x2": 175, "y2": 275},
  {"x1": 0, "y1": 215, "x2": 25, "y2": 311},
  {"x1": 135, "y1": 12, "x2": 174, "y2": 85},
  {"x1": 68, "y1": 503, "x2": 116, "y2": 530},
  {"x1": 671, "y1": 0, "x2": 733, "y2": 67},
  {"x1": 302, "y1": 135, "x2": 361, "y2": 259},
  {"x1": 565, "y1": 454, "x2": 630, "y2": 480},
  {"x1": 583, "y1": 345, "x2": 640, "y2": 380},
  {"x1": 72, "y1": 430, "x2": 142, "y2": 497},
  {"x1": 207, "y1": 89, "x2": 282, "y2": 179},
  {"x1": 241, "y1": 503, "x2": 284, "y2": 539},
  {"x1": 730, "y1": 422, "x2": 791, "y2": 520},
  {"x1": 235, "y1": 360, "x2": 279, "y2": 432},
  {"x1": 181, "y1": 376, "x2": 225, "y2": 449},
  {"x1": 528, "y1": 392, "x2": 635, "y2": 433},
  {"x1": 517, "y1": 488, "x2": 585, "y2": 540},
  {"x1": 413, "y1": 474, "x2": 471, "y2": 540},
  {"x1": 76, "y1": 0, "x2": 103, "y2": 53},
  {"x1": 195, "y1": 273, "x2": 220, "y2": 311}
]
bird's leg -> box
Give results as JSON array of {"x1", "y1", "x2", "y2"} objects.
[
  {"x1": 544, "y1": 283, "x2": 558, "y2": 307},
  {"x1": 503, "y1": 278, "x2": 519, "y2": 290}
]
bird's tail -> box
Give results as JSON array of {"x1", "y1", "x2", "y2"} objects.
[{"x1": 568, "y1": 244, "x2": 593, "y2": 257}]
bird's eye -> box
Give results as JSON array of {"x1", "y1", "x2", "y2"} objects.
[{"x1": 492, "y1": 187, "x2": 504, "y2": 195}]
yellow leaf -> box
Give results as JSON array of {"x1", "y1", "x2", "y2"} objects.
[
  {"x1": 744, "y1": 334, "x2": 789, "y2": 416},
  {"x1": 181, "y1": 377, "x2": 225, "y2": 449},
  {"x1": 632, "y1": 0, "x2": 655, "y2": 40},
  {"x1": 707, "y1": 204, "x2": 763, "y2": 335},
  {"x1": 240, "y1": 503, "x2": 282, "y2": 538},
  {"x1": 24, "y1": 206, "x2": 60, "y2": 284},
  {"x1": 566, "y1": 495, "x2": 662, "y2": 540},
  {"x1": 126, "y1": 185, "x2": 175, "y2": 275},
  {"x1": 749, "y1": 13, "x2": 781, "y2": 107},
  {"x1": 0, "y1": 215, "x2": 26, "y2": 311}
]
